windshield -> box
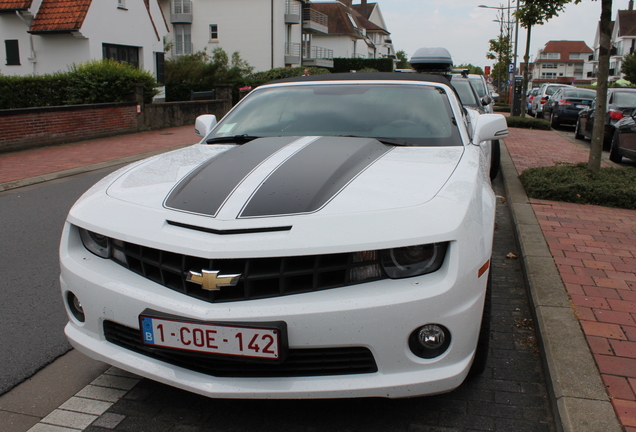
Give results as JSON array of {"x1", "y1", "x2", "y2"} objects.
[
  {"x1": 612, "y1": 91, "x2": 636, "y2": 106},
  {"x1": 451, "y1": 79, "x2": 479, "y2": 107},
  {"x1": 468, "y1": 78, "x2": 487, "y2": 98},
  {"x1": 209, "y1": 83, "x2": 462, "y2": 147}
]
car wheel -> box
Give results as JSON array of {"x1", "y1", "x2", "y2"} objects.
[
  {"x1": 550, "y1": 112, "x2": 559, "y2": 129},
  {"x1": 574, "y1": 119, "x2": 584, "y2": 140},
  {"x1": 489, "y1": 140, "x2": 501, "y2": 180},
  {"x1": 609, "y1": 131, "x2": 623, "y2": 164},
  {"x1": 469, "y1": 270, "x2": 491, "y2": 377},
  {"x1": 536, "y1": 111, "x2": 543, "y2": 119}
]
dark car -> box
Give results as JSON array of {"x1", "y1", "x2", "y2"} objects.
[
  {"x1": 575, "y1": 88, "x2": 636, "y2": 149},
  {"x1": 608, "y1": 110, "x2": 636, "y2": 163},
  {"x1": 544, "y1": 87, "x2": 595, "y2": 129}
]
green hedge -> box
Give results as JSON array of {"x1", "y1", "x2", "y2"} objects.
[
  {"x1": 506, "y1": 116, "x2": 551, "y2": 130},
  {"x1": 0, "y1": 59, "x2": 159, "y2": 109},
  {"x1": 332, "y1": 58, "x2": 394, "y2": 73},
  {"x1": 519, "y1": 163, "x2": 636, "y2": 210},
  {"x1": 246, "y1": 67, "x2": 330, "y2": 87}
]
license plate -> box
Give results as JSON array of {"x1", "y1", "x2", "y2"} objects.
[
  {"x1": 576, "y1": 104, "x2": 587, "y2": 109},
  {"x1": 139, "y1": 311, "x2": 287, "y2": 361}
]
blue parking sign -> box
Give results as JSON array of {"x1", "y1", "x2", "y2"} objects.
[{"x1": 508, "y1": 63, "x2": 515, "y2": 74}]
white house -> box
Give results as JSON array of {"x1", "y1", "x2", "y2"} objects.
[
  {"x1": 158, "y1": 0, "x2": 334, "y2": 71},
  {"x1": 531, "y1": 40, "x2": 594, "y2": 86},
  {"x1": 0, "y1": 0, "x2": 168, "y2": 81},
  {"x1": 158, "y1": 0, "x2": 394, "y2": 72}
]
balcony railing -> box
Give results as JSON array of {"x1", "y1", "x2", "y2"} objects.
[
  {"x1": 286, "y1": 42, "x2": 301, "y2": 57},
  {"x1": 286, "y1": 0, "x2": 301, "y2": 16},
  {"x1": 303, "y1": 8, "x2": 328, "y2": 33},
  {"x1": 172, "y1": 42, "x2": 193, "y2": 57},
  {"x1": 303, "y1": 45, "x2": 333, "y2": 60}
]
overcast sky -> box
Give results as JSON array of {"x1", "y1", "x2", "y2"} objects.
[{"x1": 367, "y1": 0, "x2": 627, "y2": 69}]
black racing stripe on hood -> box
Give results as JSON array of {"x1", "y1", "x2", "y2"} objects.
[
  {"x1": 240, "y1": 137, "x2": 392, "y2": 218},
  {"x1": 164, "y1": 137, "x2": 298, "y2": 216}
]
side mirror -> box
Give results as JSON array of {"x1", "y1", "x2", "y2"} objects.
[
  {"x1": 194, "y1": 115, "x2": 218, "y2": 138},
  {"x1": 472, "y1": 114, "x2": 508, "y2": 145},
  {"x1": 491, "y1": 92, "x2": 500, "y2": 99},
  {"x1": 481, "y1": 95, "x2": 493, "y2": 107}
]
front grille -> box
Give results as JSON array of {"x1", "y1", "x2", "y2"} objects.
[
  {"x1": 104, "y1": 320, "x2": 378, "y2": 377},
  {"x1": 110, "y1": 240, "x2": 386, "y2": 303}
]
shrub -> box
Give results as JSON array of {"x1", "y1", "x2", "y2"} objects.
[
  {"x1": 65, "y1": 59, "x2": 159, "y2": 104},
  {"x1": 506, "y1": 116, "x2": 551, "y2": 130},
  {"x1": 519, "y1": 163, "x2": 636, "y2": 209},
  {"x1": 246, "y1": 66, "x2": 330, "y2": 88},
  {"x1": 332, "y1": 58, "x2": 394, "y2": 73},
  {"x1": 164, "y1": 48, "x2": 253, "y2": 103}
]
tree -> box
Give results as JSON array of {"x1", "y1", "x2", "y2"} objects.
[
  {"x1": 486, "y1": 34, "x2": 512, "y2": 101},
  {"x1": 455, "y1": 64, "x2": 485, "y2": 75},
  {"x1": 588, "y1": 0, "x2": 612, "y2": 173},
  {"x1": 515, "y1": 0, "x2": 582, "y2": 116},
  {"x1": 620, "y1": 52, "x2": 636, "y2": 84},
  {"x1": 396, "y1": 50, "x2": 410, "y2": 69}
]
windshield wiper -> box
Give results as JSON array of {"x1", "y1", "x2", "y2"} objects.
[
  {"x1": 334, "y1": 135, "x2": 413, "y2": 147},
  {"x1": 206, "y1": 135, "x2": 261, "y2": 145}
]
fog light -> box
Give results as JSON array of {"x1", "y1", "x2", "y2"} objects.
[
  {"x1": 67, "y1": 292, "x2": 85, "y2": 323},
  {"x1": 409, "y1": 324, "x2": 450, "y2": 359},
  {"x1": 418, "y1": 325, "x2": 445, "y2": 349}
]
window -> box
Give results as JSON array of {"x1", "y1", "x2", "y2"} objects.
[
  {"x1": 209, "y1": 24, "x2": 218, "y2": 41},
  {"x1": 541, "y1": 72, "x2": 557, "y2": 79},
  {"x1": 174, "y1": 24, "x2": 192, "y2": 55},
  {"x1": 5, "y1": 40, "x2": 20, "y2": 65},
  {"x1": 103, "y1": 43, "x2": 139, "y2": 68},
  {"x1": 541, "y1": 52, "x2": 560, "y2": 59},
  {"x1": 542, "y1": 63, "x2": 557, "y2": 69}
]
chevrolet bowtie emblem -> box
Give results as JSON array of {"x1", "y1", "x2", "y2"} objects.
[{"x1": 186, "y1": 269, "x2": 241, "y2": 291}]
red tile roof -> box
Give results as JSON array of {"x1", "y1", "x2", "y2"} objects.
[
  {"x1": 29, "y1": 0, "x2": 92, "y2": 33},
  {"x1": 0, "y1": 1, "x2": 32, "y2": 10},
  {"x1": 536, "y1": 40, "x2": 592, "y2": 63}
]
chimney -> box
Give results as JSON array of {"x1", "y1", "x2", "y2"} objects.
[
  {"x1": 341, "y1": 0, "x2": 352, "y2": 7},
  {"x1": 361, "y1": 0, "x2": 368, "y2": 16},
  {"x1": 631, "y1": 0, "x2": 634, "y2": 10}
]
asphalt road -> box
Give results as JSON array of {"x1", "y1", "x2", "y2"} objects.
[{"x1": 0, "y1": 168, "x2": 117, "y2": 395}]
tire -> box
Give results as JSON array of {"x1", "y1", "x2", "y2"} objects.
[
  {"x1": 469, "y1": 270, "x2": 492, "y2": 377},
  {"x1": 609, "y1": 131, "x2": 623, "y2": 163},
  {"x1": 536, "y1": 110, "x2": 543, "y2": 119},
  {"x1": 489, "y1": 140, "x2": 501, "y2": 180},
  {"x1": 550, "y1": 112, "x2": 559, "y2": 129},
  {"x1": 574, "y1": 119, "x2": 584, "y2": 140}
]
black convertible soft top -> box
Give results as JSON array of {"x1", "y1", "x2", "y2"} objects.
[{"x1": 270, "y1": 72, "x2": 452, "y2": 85}]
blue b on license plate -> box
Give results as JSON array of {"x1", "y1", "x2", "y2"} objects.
[{"x1": 140, "y1": 313, "x2": 285, "y2": 360}]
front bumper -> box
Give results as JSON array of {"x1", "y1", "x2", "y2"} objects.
[{"x1": 60, "y1": 224, "x2": 488, "y2": 399}]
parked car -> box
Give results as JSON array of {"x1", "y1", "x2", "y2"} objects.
[
  {"x1": 543, "y1": 87, "x2": 596, "y2": 128},
  {"x1": 575, "y1": 87, "x2": 636, "y2": 149},
  {"x1": 526, "y1": 88, "x2": 539, "y2": 116},
  {"x1": 466, "y1": 74, "x2": 496, "y2": 113},
  {"x1": 450, "y1": 74, "x2": 500, "y2": 178},
  {"x1": 531, "y1": 83, "x2": 571, "y2": 118},
  {"x1": 608, "y1": 110, "x2": 636, "y2": 163},
  {"x1": 59, "y1": 71, "x2": 508, "y2": 400}
]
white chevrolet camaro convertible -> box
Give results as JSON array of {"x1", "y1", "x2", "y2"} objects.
[{"x1": 60, "y1": 72, "x2": 508, "y2": 399}]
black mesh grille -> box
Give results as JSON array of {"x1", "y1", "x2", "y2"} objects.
[
  {"x1": 103, "y1": 320, "x2": 378, "y2": 377},
  {"x1": 110, "y1": 240, "x2": 386, "y2": 303}
]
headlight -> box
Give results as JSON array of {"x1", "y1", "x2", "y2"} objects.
[
  {"x1": 79, "y1": 228, "x2": 111, "y2": 258},
  {"x1": 381, "y1": 242, "x2": 448, "y2": 279}
]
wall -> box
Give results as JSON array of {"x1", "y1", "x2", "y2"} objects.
[{"x1": 0, "y1": 87, "x2": 232, "y2": 154}]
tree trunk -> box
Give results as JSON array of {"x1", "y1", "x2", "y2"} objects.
[
  {"x1": 588, "y1": 0, "x2": 613, "y2": 172},
  {"x1": 520, "y1": 25, "x2": 532, "y2": 118}
]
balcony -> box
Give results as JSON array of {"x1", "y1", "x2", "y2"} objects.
[
  {"x1": 285, "y1": 0, "x2": 301, "y2": 24},
  {"x1": 303, "y1": 8, "x2": 328, "y2": 34},
  {"x1": 171, "y1": 0, "x2": 192, "y2": 24},
  {"x1": 285, "y1": 42, "x2": 301, "y2": 65},
  {"x1": 303, "y1": 44, "x2": 333, "y2": 68}
]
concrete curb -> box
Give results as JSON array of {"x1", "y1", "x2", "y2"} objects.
[
  {"x1": 0, "y1": 144, "x2": 191, "y2": 192},
  {"x1": 499, "y1": 141, "x2": 623, "y2": 432}
]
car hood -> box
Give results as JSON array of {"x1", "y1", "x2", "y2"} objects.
[{"x1": 105, "y1": 136, "x2": 464, "y2": 219}]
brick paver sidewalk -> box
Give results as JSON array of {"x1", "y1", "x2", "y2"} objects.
[
  {"x1": 506, "y1": 127, "x2": 636, "y2": 431},
  {"x1": 0, "y1": 125, "x2": 198, "y2": 185}
]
